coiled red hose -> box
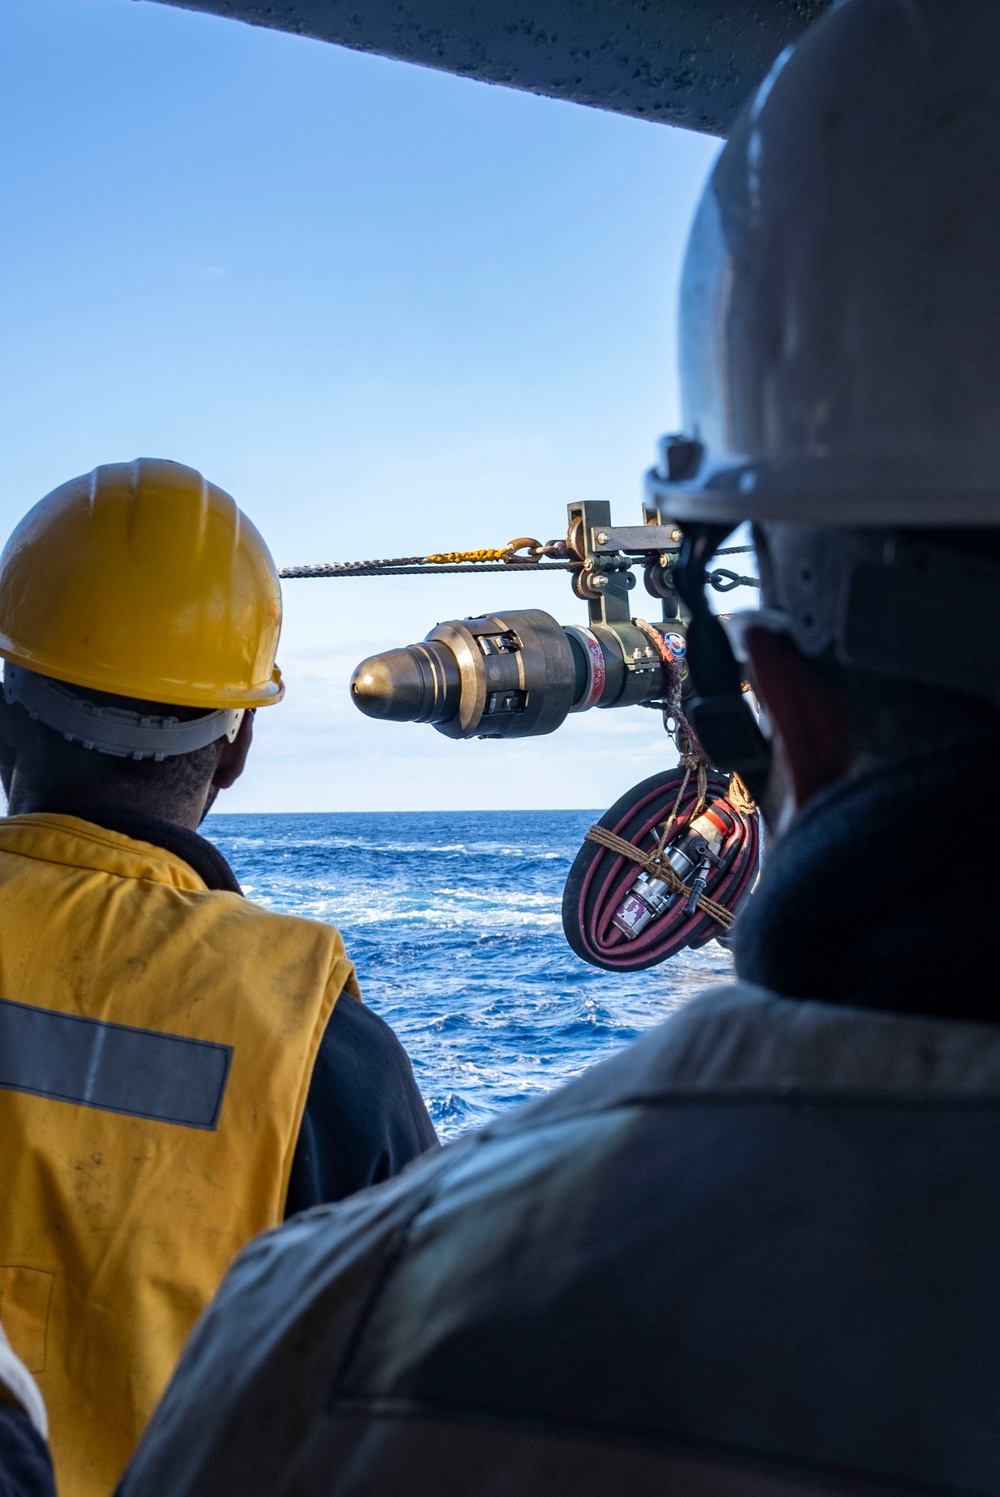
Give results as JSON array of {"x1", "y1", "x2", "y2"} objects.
[{"x1": 562, "y1": 768, "x2": 759, "y2": 972}]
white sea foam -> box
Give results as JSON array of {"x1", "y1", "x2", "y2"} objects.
[{"x1": 215, "y1": 834, "x2": 565, "y2": 861}]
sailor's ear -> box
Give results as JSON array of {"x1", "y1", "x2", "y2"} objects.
[
  {"x1": 212, "y1": 709, "x2": 254, "y2": 791},
  {"x1": 744, "y1": 628, "x2": 852, "y2": 816}
]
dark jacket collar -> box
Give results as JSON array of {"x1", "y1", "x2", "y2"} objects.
[{"x1": 734, "y1": 736, "x2": 1000, "y2": 1023}]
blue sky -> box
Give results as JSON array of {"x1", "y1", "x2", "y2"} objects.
[{"x1": 0, "y1": 0, "x2": 721, "y2": 811}]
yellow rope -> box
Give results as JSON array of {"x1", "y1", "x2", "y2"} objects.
[
  {"x1": 425, "y1": 537, "x2": 549, "y2": 565},
  {"x1": 424, "y1": 548, "x2": 510, "y2": 564},
  {"x1": 584, "y1": 822, "x2": 735, "y2": 931}
]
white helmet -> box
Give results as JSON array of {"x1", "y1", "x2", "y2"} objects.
[{"x1": 648, "y1": 0, "x2": 1000, "y2": 528}]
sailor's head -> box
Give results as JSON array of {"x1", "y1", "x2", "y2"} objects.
[
  {"x1": 654, "y1": 0, "x2": 1000, "y2": 832},
  {"x1": 0, "y1": 458, "x2": 283, "y2": 826}
]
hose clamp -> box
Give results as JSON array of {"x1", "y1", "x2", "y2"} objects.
[{"x1": 564, "y1": 626, "x2": 606, "y2": 712}]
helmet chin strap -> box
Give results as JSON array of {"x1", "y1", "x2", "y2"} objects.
[
  {"x1": 3, "y1": 666, "x2": 244, "y2": 762},
  {"x1": 672, "y1": 523, "x2": 773, "y2": 804}
]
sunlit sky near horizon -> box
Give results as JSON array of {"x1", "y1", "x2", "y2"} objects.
[{"x1": 0, "y1": 0, "x2": 722, "y2": 812}]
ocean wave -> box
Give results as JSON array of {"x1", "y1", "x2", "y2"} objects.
[
  {"x1": 247, "y1": 891, "x2": 564, "y2": 929},
  {"x1": 215, "y1": 835, "x2": 567, "y2": 862},
  {"x1": 205, "y1": 809, "x2": 733, "y2": 1139}
]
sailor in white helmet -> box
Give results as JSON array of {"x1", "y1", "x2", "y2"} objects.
[{"x1": 117, "y1": 2, "x2": 1000, "y2": 1493}]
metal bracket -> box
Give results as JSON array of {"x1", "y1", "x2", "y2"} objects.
[
  {"x1": 566, "y1": 501, "x2": 633, "y2": 626},
  {"x1": 589, "y1": 524, "x2": 682, "y2": 556}
]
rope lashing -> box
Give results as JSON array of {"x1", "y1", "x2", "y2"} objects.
[
  {"x1": 583, "y1": 822, "x2": 735, "y2": 931},
  {"x1": 562, "y1": 766, "x2": 759, "y2": 971},
  {"x1": 727, "y1": 771, "x2": 757, "y2": 815},
  {"x1": 651, "y1": 754, "x2": 708, "y2": 851},
  {"x1": 630, "y1": 615, "x2": 708, "y2": 771}
]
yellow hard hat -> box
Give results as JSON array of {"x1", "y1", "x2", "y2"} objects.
[{"x1": 0, "y1": 459, "x2": 283, "y2": 709}]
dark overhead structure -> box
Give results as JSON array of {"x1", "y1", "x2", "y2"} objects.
[{"x1": 150, "y1": 0, "x2": 834, "y2": 135}]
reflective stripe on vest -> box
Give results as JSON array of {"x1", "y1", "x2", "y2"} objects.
[{"x1": 0, "y1": 814, "x2": 354, "y2": 1497}]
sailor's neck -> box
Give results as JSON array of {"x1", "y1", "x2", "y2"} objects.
[
  {"x1": 735, "y1": 734, "x2": 1000, "y2": 1024},
  {"x1": 6, "y1": 789, "x2": 207, "y2": 832}
]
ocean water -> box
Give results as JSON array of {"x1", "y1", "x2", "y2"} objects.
[{"x1": 204, "y1": 810, "x2": 734, "y2": 1139}]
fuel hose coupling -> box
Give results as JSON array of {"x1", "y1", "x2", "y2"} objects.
[{"x1": 350, "y1": 609, "x2": 676, "y2": 740}]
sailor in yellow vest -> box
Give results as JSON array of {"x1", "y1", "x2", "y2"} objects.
[{"x1": 0, "y1": 459, "x2": 437, "y2": 1497}]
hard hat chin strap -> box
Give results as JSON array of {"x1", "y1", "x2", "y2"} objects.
[
  {"x1": 672, "y1": 523, "x2": 772, "y2": 803},
  {"x1": 3, "y1": 666, "x2": 244, "y2": 762}
]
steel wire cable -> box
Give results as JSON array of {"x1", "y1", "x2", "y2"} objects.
[{"x1": 278, "y1": 545, "x2": 755, "y2": 581}]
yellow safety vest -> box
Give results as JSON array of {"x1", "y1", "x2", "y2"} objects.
[{"x1": 0, "y1": 813, "x2": 356, "y2": 1497}]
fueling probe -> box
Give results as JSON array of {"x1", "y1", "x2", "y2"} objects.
[{"x1": 280, "y1": 478, "x2": 762, "y2": 971}]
